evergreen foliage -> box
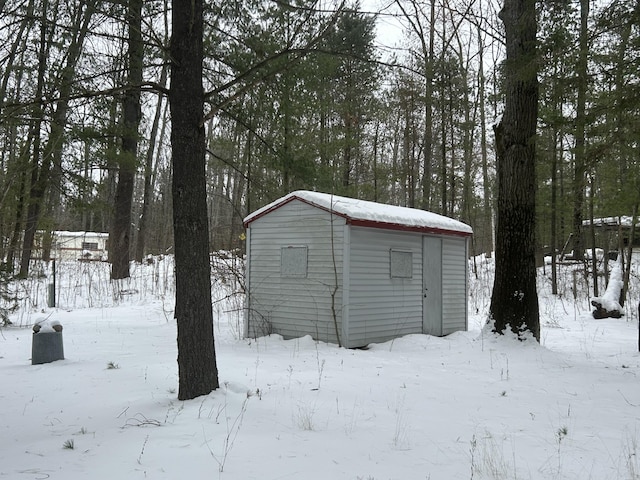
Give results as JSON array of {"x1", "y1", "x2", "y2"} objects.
[
  {"x1": 0, "y1": 0, "x2": 637, "y2": 279},
  {"x1": 0, "y1": 266, "x2": 17, "y2": 326}
]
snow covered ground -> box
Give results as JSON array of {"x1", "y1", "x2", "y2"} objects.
[{"x1": 1, "y1": 254, "x2": 639, "y2": 479}]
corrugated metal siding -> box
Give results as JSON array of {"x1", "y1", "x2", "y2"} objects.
[
  {"x1": 246, "y1": 200, "x2": 344, "y2": 344},
  {"x1": 441, "y1": 236, "x2": 468, "y2": 334},
  {"x1": 347, "y1": 227, "x2": 423, "y2": 347}
]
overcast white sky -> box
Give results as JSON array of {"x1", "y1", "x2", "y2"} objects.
[{"x1": 361, "y1": 0, "x2": 406, "y2": 52}]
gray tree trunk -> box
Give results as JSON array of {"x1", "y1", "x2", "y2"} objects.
[
  {"x1": 111, "y1": 0, "x2": 143, "y2": 279},
  {"x1": 572, "y1": 0, "x2": 589, "y2": 262},
  {"x1": 135, "y1": 62, "x2": 168, "y2": 262},
  {"x1": 489, "y1": 0, "x2": 540, "y2": 340},
  {"x1": 170, "y1": 0, "x2": 219, "y2": 400}
]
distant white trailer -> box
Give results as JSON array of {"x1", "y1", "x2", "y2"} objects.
[
  {"x1": 243, "y1": 191, "x2": 473, "y2": 348},
  {"x1": 51, "y1": 231, "x2": 108, "y2": 261}
]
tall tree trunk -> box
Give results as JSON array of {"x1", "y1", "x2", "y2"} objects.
[
  {"x1": 396, "y1": 0, "x2": 436, "y2": 209},
  {"x1": 372, "y1": 120, "x2": 379, "y2": 202},
  {"x1": 42, "y1": 0, "x2": 97, "y2": 261},
  {"x1": 19, "y1": 0, "x2": 93, "y2": 276},
  {"x1": 589, "y1": 174, "x2": 598, "y2": 297},
  {"x1": 572, "y1": 0, "x2": 589, "y2": 262},
  {"x1": 170, "y1": 0, "x2": 219, "y2": 400},
  {"x1": 448, "y1": 91, "x2": 457, "y2": 215},
  {"x1": 613, "y1": 0, "x2": 637, "y2": 308},
  {"x1": 150, "y1": 100, "x2": 171, "y2": 252},
  {"x1": 478, "y1": 26, "x2": 493, "y2": 258},
  {"x1": 621, "y1": 205, "x2": 638, "y2": 307},
  {"x1": 342, "y1": 115, "x2": 353, "y2": 190},
  {"x1": 440, "y1": 84, "x2": 448, "y2": 216},
  {"x1": 422, "y1": 0, "x2": 436, "y2": 210},
  {"x1": 0, "y1": 0, "x2": 35, "y2": 106},
  {"x1": 18, "y1": 0, "x2": 52, "y2": 278},
  {"x1": 0, "y1": 1, "x2": 35, "y2": 266},
  {"x1": 111, "y1": 0, "x2": 143, "y2": 279},
  {"x1": 550, "y1": 128, "x2": 559, "y2": 295},
  {"x1": 135, "y1": 62, "x2": 168, "y2": 262},
  {"x1": 460, "y1": 61, "x2": 473, "y2": 228},
  {"x1": 490, "y1": 0, "x2": 540, "y2": 340},
  {"x1": 5, "y1": 149, "x2": 29, "y2": 271}
]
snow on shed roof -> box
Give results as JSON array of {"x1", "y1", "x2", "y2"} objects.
[{"x1": 243, "y1": 190, "x2": 473, "y2": 236}]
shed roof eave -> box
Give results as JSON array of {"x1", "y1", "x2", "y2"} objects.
[{"x1": 347, "y1": 218, "x2": 473, "y2": 237}]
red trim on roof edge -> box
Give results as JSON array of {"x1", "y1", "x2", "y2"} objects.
[{"x1": 347, "y1": 219, "x2": 472, "y2": 237}]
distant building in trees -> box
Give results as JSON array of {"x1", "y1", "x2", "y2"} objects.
[
  {"x1": 582, "y1": 216, "x2": 640, "y2": 249},
  {"x1": 34, "y1": 231, "x2": 109, "y2": 261}
]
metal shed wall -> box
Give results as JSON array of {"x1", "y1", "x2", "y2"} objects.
[
  {"x1": 245, "y1": 199, "x2": 345, "y2": 343},
  {"x1": 441, "y1": 236, "x2": 468, "y2": 334},
  {"x1": 345, "y1": 227, "x2": 424, "y2": 347}
]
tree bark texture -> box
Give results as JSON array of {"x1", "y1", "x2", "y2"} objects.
[
  {"x1": 478, "y1": 27, "x2": 493, "y2": 259},
  {"x1": 572, "y1": 0, "x2": 589, "y2": 262},
  {"x1": 170, "y1": 0, "x2": 219, "y2": 400},
  {"x1": 19, "y1": 0, "x2": 93, "y2": 277},
  {"x1": 111, "y1": 0, "x2": 143, "y2": 279},
  {"x1": 18, "y1": 0, "x2": 51, "y2": 278},
  {"x1": 490, "y1": 0, "x2": 540, "y2": 340},
  {"x1": 135, "y1": 62, "x2": 167, "y2": 262}
]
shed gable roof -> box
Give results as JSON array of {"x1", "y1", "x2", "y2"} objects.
[{"x1": 243, "y1": 190, "x2": 473, "y2": 236}]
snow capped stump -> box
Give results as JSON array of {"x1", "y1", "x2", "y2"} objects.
[
  {"x1": 591, "y1": 257, "x2": 624, "y2": 319},
  {"x1": 32, "y1": 319, "x2": 64, "y2": 365}
]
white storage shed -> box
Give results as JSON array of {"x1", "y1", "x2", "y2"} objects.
[{"x1": 243, "y1": 191, "x2": 473, "y2": 348}]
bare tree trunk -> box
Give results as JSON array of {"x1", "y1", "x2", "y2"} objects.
[
  {"x1": 394, "y1": 0, "x2": 435, "y2": 210},
  {"x1": 589, "y1": 175, "x2": 598, "y2": 297},
  {"x1": 550, "y1": 129, "x2": 559, "y2": 294},
  {"x1": 20, "y1": 0, "x2": 94, "y2": 276},
  {"x1": 5, "y1": 155, "x2": 28, "y2": 271},
  {"x1": 572, "y1": 0, "x2": 589, "y2": 262},
  {"x1": 459, "y1": 48, "x2": 474, "y2": 228},
  {"x1": 490, "y1": 0, "x2": 540, "y2": 340},
  {"x1": 0, "y1": 0, "x2": 35, "y2": 105},
  {"x1": 0, "y1": 2, "x2": 34, "y2": 266},
  {"x1": 478, "y1": 26, "x2": 493, "y2": 257},
  {"x1": 135, "y1": 62, "x2": 168, "y2": 262},
  {"x1": 621, "y1": 205, "x2": 637, "y2": 307},
  {"x1": 170, "y1": 0, "x2": 219, "y2": 400},
  {"x1": 111, "y1": 0, "x2": 143, "y2": 279},
  {"x1": 440, "y1": 91, "x2": 447, "y2": 216},
  {"x1": 18, "y1": 0, "x2": 53, "y2": 278},
  {"x1": 423, "y1": 0, "x2": 436, "y2": 210},
  {"x1": 448, "y1": 94, "x2": 456, "y2": 215},
  {"x1": 150, "y1": 100, "x2": 171, "y2": 252},
  {"x1": 372, "y1": 120, "x2": 380, "y2": 202},
  {"x1": 43, "y1": 0, "x2": 96, "y2": 261}
]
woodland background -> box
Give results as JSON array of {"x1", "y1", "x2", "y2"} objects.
[{"x1": 0, "y1": 0, "x2": 638, "y2": 283}]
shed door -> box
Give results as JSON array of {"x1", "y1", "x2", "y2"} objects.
[{"x1": 422, "y1": 236, "x2": 442, "y2": 336}]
